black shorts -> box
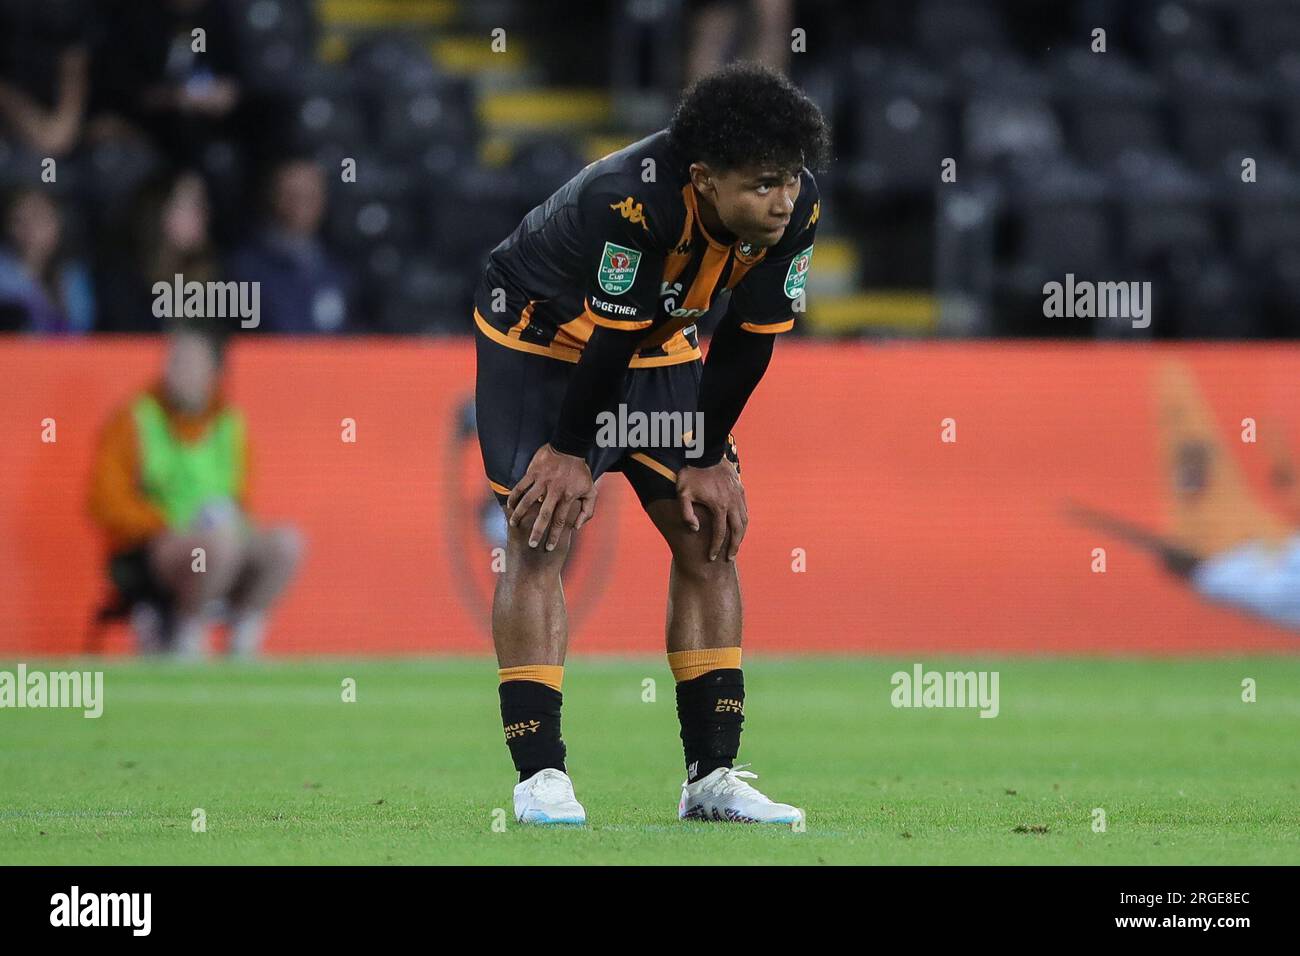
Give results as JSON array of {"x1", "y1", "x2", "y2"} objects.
[{"x1": 474, "y1": 325, "x2": 740, "y2": 510}]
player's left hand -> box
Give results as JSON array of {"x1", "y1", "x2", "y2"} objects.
[{"x1": 676, "y1": 458, "x2": 747, "y2": 562}]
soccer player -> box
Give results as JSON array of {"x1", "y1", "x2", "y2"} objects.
[{"x1": 472, "y1": 63, "x2": 830, "y2": 824}]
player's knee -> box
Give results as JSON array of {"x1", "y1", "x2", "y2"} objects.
[
  {"x1": 503, "y1": 501, "x2": 573, "y2": 575},
  {"x1": 668, "y1": 515, "x2": 737, "y2": 582},
  {"x1": 673, "y1": 549, "x2": 737, "y2": 584}
]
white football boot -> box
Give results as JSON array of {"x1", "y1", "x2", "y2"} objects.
[
  {"x1": 677, "y1": 764, "x2": 804, "y2": 825},
  {"x1": 513, "y1": 769, "x2": 587, "y2": 825}
]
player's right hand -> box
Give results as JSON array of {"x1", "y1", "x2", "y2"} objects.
[{"x1": 506, "y1": 443, "x2": 596, "y2": 551}]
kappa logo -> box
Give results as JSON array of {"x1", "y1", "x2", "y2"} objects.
[
  {"x1": 737, "y1": 241, "x2": 756, "y2": 257},
  {"x1": 598, "y1": 242, "x2": 642, "y2": 295},
  {"x1": 804, "y1": 200, "x2": 820, "y2": 232},
  {"x1": 783, "y1": 244, "x2": 814, "y2": 299},
  {"x1": 609, "y1": 196, "x2": 650, "y2": 232},
  {"x1": 672, "y1": 237, "x2": 694, "y2": 255}
]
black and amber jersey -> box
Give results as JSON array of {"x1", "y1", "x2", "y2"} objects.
[{"x1": 472, "y1": 128, "x2": 820, "y2": 368}]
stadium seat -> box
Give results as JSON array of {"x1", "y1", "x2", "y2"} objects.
[
  {"x1": 915, "y1": 0, "x2": 1011, "y2": 62},
  {"x1": 326, "y1": 160, "x2": 420, "y2": 255},
  {"x1": 287, "y1": 75, "x2": 367, "y2": 154},
  {"x1": 963, "y1": 95, "x2": 1064, "y2": 171},
  {"x1": 1069, "y1": 101, "x2": 1172, "y2": 170},
  {"x1": 1050, "y1": 48, "x2": 1165, "y2": 102},
  {"x1": 1119, "y1": 164, "x2": 1217, "y2": 265},
  {"x1": 1257, "y1": 246, "x2": 1300, "y2": 336},
  {"x1": 375, "y1": 80, "x2": 476, "y2": 158},
  {"x1": 371, "y1": 258, "x2": 472, "y2": 335},
  {"x1": 233, "y1": 0, "x2": 318, "y2": 94},
  {"x1": 848, "y1": 51, "x2": 955, "y2": 194},
  {"x1": 1175, "y1": 101, "x2": 1274, "y2": 174},
  {"x1": 349, "y1": 32, "x2": 444, "y2": 96},
  {"x1": 1015, "y1": 199, "x2": 1114, "y2": 280},
  {"x1": 507, "y1": 136, "x2": 588, "y2": 197},
  {"x1": 1160, "y1": 252, "x2": 1265, "y2": 338},
  {"x1": 1232, "y1": 189, "x2": 1300, "y2": 261},
  {"x1": 993, "y1": 164, "x2": 1116, "y2": 334},
  {"x1": 1134, "y1": 0, "x2": 1226, "y2": 70},
  {"x1": 429, "y1": 166, "x2": 531, "y2": 263},
  {"x1": 1235, "y1": 1, "x2": 1300, "y2": 72}
]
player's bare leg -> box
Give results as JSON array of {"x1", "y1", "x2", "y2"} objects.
[
  {"x1": 645, "y1": 498, "x2": 742, "y2": 654},
  {"x1": 645, "y1": 497, "x2": 802, "y2": 824},
  {"x1": 491, "y1": 497, "x2": 585, "y2": 824},
  {"x1": 493, "y1": 497, "x2": 573, "y2": 668}
]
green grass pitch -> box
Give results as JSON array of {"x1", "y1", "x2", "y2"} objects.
[{"x1": 2, "y1": 657, "x2": 1297, "y2": 865}]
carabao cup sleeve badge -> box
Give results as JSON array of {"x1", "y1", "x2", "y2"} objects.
[
  {"x1": 784, "y1": 245, "x2": 813, "y2": 299},
  {"x1": 598, "y1": 242, "x2": 642, "y2": 295}
]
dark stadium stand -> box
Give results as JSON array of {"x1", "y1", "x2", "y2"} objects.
[{"x1": 0, "y1": 0, "x2": 1298, "y2": 337}]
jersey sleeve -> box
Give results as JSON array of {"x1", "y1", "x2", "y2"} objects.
[
  {"x1": 727, "y1": 171, "x2": 820, "y2": 334},
  {"x1": 578, "y1": 177, "x2": 669, "y2": 332}
]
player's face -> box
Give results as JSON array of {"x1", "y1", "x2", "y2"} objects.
[{"x1": 701, "y1": 164, "x2": 801, "y2": 247}]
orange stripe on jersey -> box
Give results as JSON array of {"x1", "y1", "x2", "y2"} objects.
[
  {"x1": 629, "y1": 452, "x2": 677, "y2": 482},
  {"x1": 663, "y1": 186, "x2": 698, "y2": 286},
  {"x1": 553, "y1": 308, "x2": 594, "y2": 350},
  {"x1": 476, "y1": 307, "x2": 581, "y2": 362},
  {"x1": 476, "y1": 307, "x2": 700, "y2": 367},
  {"x1": 508, "y1": 300, "x2": 537, "y2": 338},
  {"x1": 739, "y1": 317, "x2": 795, "y2": 334},
  {"x1": 639, "y1": 255, "x2": 717, "y2": 352},
  {"x1": 638, "y1": 317, "x2": 696, "y2": 351},
  {"x1": 682, "y1": 243, "x2": 729, "y2": 313},
  {"x1": 629, "y1": 344, "x2": 701, "y2": 366}
]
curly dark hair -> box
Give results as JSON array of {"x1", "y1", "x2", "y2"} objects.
[{"x1": 667, "y1": 62, "x2": 832, "y2": 176}]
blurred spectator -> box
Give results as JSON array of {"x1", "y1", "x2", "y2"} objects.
[
  {"x1": 0, "y1": 0, "x2": 89, "y2": 157},
  {"x1": 88, "y1": 0, "x2": 241, "y2": 164},
  {"x1": 88, "y1": 321, "x2": 304, "y2": 657},
  {"x1": 98, "y1": 169, "x2": 218, "y2": 332},
  {"x1": 226, "y1": 155, "x2": 353, "y2": 333},
  {"x1": 0, "y1": 187, "x2": 94, "y2": 333},
  {"x1": 685, "y1": 0, "x2": 793, "y2": 84}
]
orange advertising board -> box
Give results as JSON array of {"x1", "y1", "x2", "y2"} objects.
[{"x1": 1, "y1": 337, "x2": 1298, "y2": 656}]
